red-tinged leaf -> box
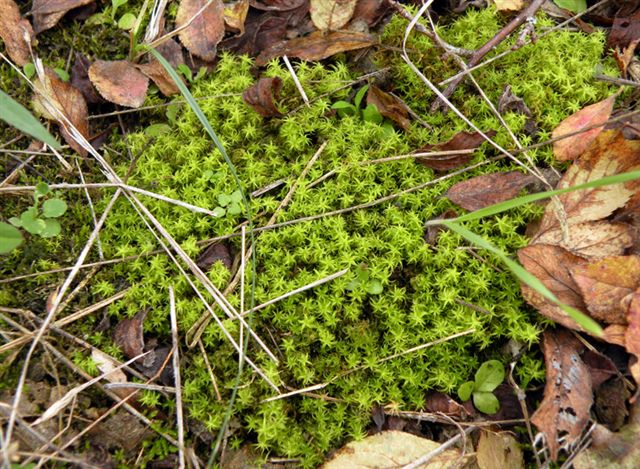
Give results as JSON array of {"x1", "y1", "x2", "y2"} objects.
[
  {"x1": 582, "y1": 349, "x2": 619, "y2": 389},
  {"x1": 531, "y1": 329, "x2": 593, "y2": 461},
  {"x1": 250, "y1": 0, "x2": 307, "y2": 11},
  {"x1": 537, "y1": 131, "x2": 640, "y2": 237},
  {"x1": 352, "y1": 0, "x2": 390, "y2": 27},
  {"x1": 424, "y1": 391, "x2": 470, "y2": 419},
  {"x1": 518, "y1": 244, "x2": 590, "y2": 332},
  {"x1": 366, "y1": 85, "x2": 410, "y2": 130},
  {"x1": 626, "y1": 291, "x2": 640, "y2": 388},
  {"x1": 416, "y1": 130, "x2": 496, "y2": 171},
  {"x1": 224, "y1": 0, "x2": 249, "y2": 33},
  {"x1": 310, "y1": 0, "x2": 358, "y2": 31},
  {"x1": 32, "y1": 68, "x2": 89, "y2": 156},
  {"x1": 138, "y1": 40, "x2": 184, "y2": 97},
  {"x1": 570, "y1": 256, "x2": 640, "y2": 325},
  {"x1": 256, "y1": 30, "x2": 377, "y2": 66},
  {"x1": 242, "y1": 77, "x2": 283, "y2": 117},
  {"x1": 445, "y1": 171, "x2": 535, "y2": 211},
  {"x1": 31, "y1": 0, "x2": 94, "y2": 34},
  {"x1": 176, "y1": 0, "x2": 225, "y2": 61},
  {"x1": 603, "y1": 324, "x2": 627, "y2": 348},
  {"x1": 113, "y1": 311, "x2": 147, "y2": 359},
  {"x1": 607, "y1": 8, "x2": 640, "y2": 51},
  {"x1": 89, "y1": 60, "x2": 149, "y2": 108},
  {"x1": 552, "y1": 95, "x2": 615, "y2": 161},
  {"x1": 0, "y1": 0, "x2": 35, "y2": 66},
  {"x1": 613, "y1": 38, "x2": 640, "y2": 79}
]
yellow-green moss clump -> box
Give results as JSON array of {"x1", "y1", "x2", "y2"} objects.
[{"x1": 0, "y1": 8, "x2": 617, "y2": 466}]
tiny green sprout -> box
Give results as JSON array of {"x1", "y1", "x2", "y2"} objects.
[
  {"x1": 111, "y1": 0, "x2": 128, "y2": 20},
  {"x1": 23, "y1": 63, "x2": 36, "y2": 79},
  {"x1": 177, "y1": 64, "x2": 193, "y2": 83},
  {"x1": 117, "y1": 12, "x2": 137, "y2": 30},
  {"x1": 331, "y1": 84, "x2": 392, "y2": 132},
  {"x1": 346, "y1": 264, "x2": 384, "y2": 295},
  {"x1": 457, "y1": 359, "x2": 505, "y2": 415},
  {"x1": 213, "y1": 189, "x2": 243, "y2": 217}
]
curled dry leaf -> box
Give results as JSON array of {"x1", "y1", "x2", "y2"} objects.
[
  {"x1": 416, "y1": 130, "x2": 496, "y2": 172},
  {"x1": 551, "y1": 95, "x2": 615, "y2": 162},
  {"x1": 31, "y1": 0, "x2": 94, "y2": 34},
  {"x1": 242, "y1": 77, "x2": 283, "y2": 117},
  {"x1": 445, "y1": 170, "x2": 535, "y2": 211},
  {"x1": 310, "y1": 0, "x2": 358, "y2": 31},
  {"x1": 224, "y1": 0, "x2": 250, "y2": 33},
  {"x1": 32, "y1": 67, "x2": 89, "y2": 156},
  {"x1": 531, "y1": 329, "x2": 593, "y2": 461},
  {"x1": 613, "y1": 38, "x2": 640, "y2": 79},
  {"x1": 89, "y1": 60, "x2": 149, "y2": 108},
  {"x1": 626, "y1": 292, "x2": 640, "y2": 389},
  {"x1": 570, "y1": 256, "x2": 640, "y2": 325},
  {"x1": 91, "y1": 349, "x2": 134, "y2": 400},
  {"x1": 113, "y1": 310, "x2": 147, "y2": 359},
  {"x1": 256, "y1": 30, "x2": 377, "y2": 66},
  {"x1": 137, "y1": 39, "x2": 184, "y2": 97},
  {"x1": 176, "y1": 0, "x2": 225, "y2": 61},
  {"x1": 366, "y1": 85, "x2": 410, "y2": 130},
  {"x1": 0, "y1": 0, "x2": 35, "y2": 66}
]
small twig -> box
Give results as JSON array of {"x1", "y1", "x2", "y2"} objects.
[
  {"x1": 169, "y1": 287, "x2": 185, "y2": 469},
  {"x1": 76, "y1": 159, "x2": 104, "y2": 259},
  {"x1": 401, "y1": 426, "x2": 476, "y2": 469},
  {"x1": 595, "y1": 74, "x2": 640, "y2": 88},
  {"x1": 198, "y1": 340, "x2": 222, "y2": 401},
  {"x1": 508, "y1": 362, "x2": 541, "y2": 468},
  {"x1": 283, "y1": 55, "x2": 310, "y2": 106}
]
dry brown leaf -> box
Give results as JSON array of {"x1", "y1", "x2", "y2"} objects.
[
  {"x1": 310, "y1": 0, "x2": 358, "y2": 31},
  {"x1": 551, "y1": 95, "x2": 615, "y2": 161},
  {"x1": 445, "y1": 170, "x2": 535, "y2": 211},
  {"x1": 197, "y1": 242, "x2": 233, "y2": 272},
  {"x1": 32, "y1": 68, "x2": 89, "y2": 156},
  {"x1": 607, "y1": 8, "x2": 640, "y2": 52},
  {"x1": 176, "y1": 0, "x2": 225, "y2": 61},
  {"x1": 531, "y1": 329, "x2": 593, "y2": 461},
  {"x1": 613, "y1": 39, "x2": 640, "y2": 79},
  {"x1": 224, "y1": 0, "x2": 249, "y2": 33},
  {"x1": 537, "y1": 131, "x2": 640, "y2": 236},
  {"x1": 242, "y1": 77, "x2": 283, "y2": 117},
  {"x1": 416, "y1": 130, "x2": 496, "y2": 172},
  {"x1": 0, "y1": 0, "x2": 35, "y2": 66},
  {"x1": 492, "y1": 0, "x2": 524, "y2": 11},
  {"x1": 533, "y1": 221, "x2": 633, "y2": 260},
  {"x1": 113, "y1": 311, "x2": 147, "y2": 359},
  {"x1": 626, "y1": 291, "x2": 640, "y2": 388},
  {"x1": 256, "y1": 30, "x2": 377, "y2": 66},
  {"x1": 602, "y1": 324, "x2": 628, "y2": 347},
  {"x1": 137, "y1": 39, "x2": 184, "y2": 97},
  {"x1": 366, "y1": 85, "x2": 410, "y2": 130},
  {"x1": 570, "y1": 256, "x2": 640, "y2": 325},
  {"x1": 89, "y1": 60, "x2": 149, "y2": 108},
  {"x1": 250, "y1": 0, "x2": 307, "y2": 10},
  {"x1": 476, "y1": 430, "x2": 524, "y2": 469},
  {"x1": 31, "y1": 0, "x2": 94, "y2": 34}
]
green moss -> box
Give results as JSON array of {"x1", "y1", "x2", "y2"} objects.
[{"x1": 0, "y1": 8, "x2": 617, "y2": 466}]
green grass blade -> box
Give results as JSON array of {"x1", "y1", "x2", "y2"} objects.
[
  {"x1": 442, "y1": 220, "x2": 603, "y2": 336},
  {"x1": 0, "y1": 89, "x2": 61, "y2": 150}
]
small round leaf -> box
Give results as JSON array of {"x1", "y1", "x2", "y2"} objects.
[
  {"x1": 227, "y1": 202, "x2": 242, "y2": 215},
  {"x1": 457, "y1": 381, "x2": 474, "y2": 402},
  {"x1": 35, "y1": 182, "x2": 50, "y2": 197},
  {"x1": 42, "y1": 198, "x2": 67, "y2": 218},
  {"x1": 22, "y1": 218, "x2": 46, "y2": 235},
  {"x1": 366, "y1": 279, "x2": 383, "y2": 295},
  {"x1": 218, "y1": 193, "x2": 231, "y2": 207},
  {"x1": 212, "y1": 207, "x2": 226, "y2": 217},
  {"x1": 473, "y1": 391, "x2": 500, "y2": 415},
  {"x1": 474, "y1": 360, "x2": 505, "y2": 393},
  {"x1": 40, "y1": 219, "x2": 61, "y2": 238},
  {"x1": 0, "y1": 222, "x2": 24, "y2": 254},
  {"x1": 118, "y1": 12, "x2": 137, "y2": 30}
]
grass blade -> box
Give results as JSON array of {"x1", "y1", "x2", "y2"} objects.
[{"x1": 0, "y1": 89, "x2": 61, "y2": 150}]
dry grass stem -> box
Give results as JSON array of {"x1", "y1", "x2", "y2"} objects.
[
  {"x1": 169, "y1": 287, "x2": 186, "y2": 469},
  {"x1": 283, "y1": 55, "x2": 310, "y2": 106}
]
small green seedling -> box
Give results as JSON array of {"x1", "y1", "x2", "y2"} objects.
[
  {"x1": 7, "y1": 182, "x2": 68, "y2": 241},
  {"x1": 331, "y1": 85, "x2": 393, "y2": 132},
  {"x1": 457, "y1": 359, "x2": 505, "y2": 415},
  {"x1": 346, "y1": 264, "x2": 383, "y2": 295},
  {"x1": 177, "y1": 64, "x2": 208, "y2": 84},
  {"x1": 213, "y1": 189, "x2": 243, "y2": 217}
]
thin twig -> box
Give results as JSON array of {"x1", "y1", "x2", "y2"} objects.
[
  {"x1": 401, "y1": 426, "x2": 476, "y2": 469},
  {"x1": 169, "y1": 287, "x2": 185, "y2": 469}
]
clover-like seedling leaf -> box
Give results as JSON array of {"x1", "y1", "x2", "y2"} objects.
[
  {"x1": 40, "y1": 219, "x2": 61, "y2": 238},
  {"x1": 230, "y1": 190, "x2": 243, "y2": 204},
  {"x1": 42, "y1": 198, "x2": 67, "y2": 218},
  {"x1": 331, "y1": 101, "x2": 357, "y2": 117},
  {"x1": 0, "y1": 222, "x2": 24, "y2": 254},
  {"x1": 227, "y1": 202, "x2": 242, "y2": 215},
  {"x1": 354, "y1": 84, "x2": 369, "y2": 110},
  {"x1": 473, "y1": 391, "x2": 500, "y2": 415},
  {"x1": 457, "y1": 381, "x2": 474, "y2": 402},
  {"x1": 474, "y1": 360, "x2": 505, "y2": 393},
  {"x1": 35, "y1": 182, "x2": 50, "y2": 198},
  {"x1": 366, "y1": 279, "x2": 383, "y2": 295},
  {"x1": 9, "y1": 217, "x2": 22, "y2": 227},
  {"x1": 218, "y1": 193, "x2": 232, "y2": 207},
  {"x1": 118, "y1": 12, "x2": 137, "y2": 30},
  {"x1": 356, "y1": 266, "x2": 369, "y2": 283},
  {"x1": 212, "y1": 206, "x2": 226, "y2": 217},
  {"x1": 345, "y1": 279, "x2": 359, "y2": 291},
  {"x1": 362, "y1": 104, "x2": 383, "y2": 124},
  {"x1": 553, "y1": 0, "x2": 586, "y2": 13},
  {"x1": 22, "y1": 217, "x2": 46, "y2": 235}
]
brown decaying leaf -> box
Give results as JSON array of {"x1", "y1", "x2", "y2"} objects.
[
  {"x1": 607, "y1": 8, "x2": 640, "y2": 52},
  {"x1": 498, "y1": 85, "x2": 532, "y2": 117},
  {"x1": 176, "y1": 0, "x2": 225, "y2": 61},
  {"x1": 492, "y1": 0, "x2": 524, "y2": 12},
  {"x1": 602, "y1": 324, "x2": 627, "y2": 348},
  {"x1": 197, "y1": 242, "x2": 233, "y2": 272},
  {"x1": 613, "y1": 38, "x2": 640, "y2": 79},
  {"x1": 113, "y1": 311, "x2": 147, "y2": 359},
  {"x1": 224, "y1": 0, "x2": 250, "y2": 33},
  {"x1": 537, "y1": 131, "x2": 640, "y2": 236},
  {"x1": 31, "y1": 0, "x2": 94, "y2": 34},
  {"x1": 445, "y1": 170, "x2": 535, "y2": 212},
  {"x1": 32, "y1": 68, "x2": 89, "y2": 156},
  {"x1": 351, "y1": 0, "x2": 390, "y2": 28},
  {"x1": 416, "y1": 130, "x2": 496, "y2": 172},
  {"x1": 626, "y1": 292, "x2": 640, "y2": 389},
  {"x1": 423, "y1": 209, "x2": 457, "y2": 246},
  {"x1": 242, "y1": 77, "x2": 283, "y2": 117},
  {"x1": 533, "y1": 221, "x2": 633, "y2": 260},
  {"x1": 250, "y1": 0, "x2": 307, "y2": 11},
  {"x1": 476, "y1": 430, "x2": 524, "y2": 469},
  {"x1": 256, "y1": 30, "x2": 377, "y2": 66},
  {"x1": 366, "y1": 85, "x2": 410, "y2": 130},
  {"x1": 310, "y1": 0, "x2": 358, "y2": 31},
  {"x1": 551, "y1": 95, "x2": 615, "y2": 162},
  {"x1": 531, "y1": 329, "x2": 593, "y2": 461},
  {"x1": 517, "y1": 244, "x2": 589, "y2": 332},
  {"x1": 424, "y1": 390, "x2": 470, "y2": 419},
  {"x1": 570, "y1": 256, "x2": 640, "y2": 325},
  {"x1": 89, "y1": 60, "x2": 149, "y2": 108},
  {"x1": 71, "y1": 53, "x2": 102, "y2": 104},
  {"x1": 0, "y1": 0, "x2": 35, "y2": 66},
  {"x1": 137, "y1": 39, "x2": 184, "y2": 96}
]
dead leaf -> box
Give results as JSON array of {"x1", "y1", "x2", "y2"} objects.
[
  {"x1": 570, "y1": 256, "x2": 640, "y2": 325},
  {"x1": 31, "y1": 0, "x2": 94, "y2": 34},
  {"x1": 603, "y1": 324, "x2": 628, "y2": 347},
  {"x1": 492, "y1": 0, "x2": 524, "y2": 11},
  {"x1": 498, "y1": 85, "x2": 532, "y2": 117},
  {"x1": 537, "y1": 131, "x2": 640, "y2": 236},
  {"x1": 626, "y1": 292, "x2": 640, "y2": 388},
  {"x1": 613, "y1": 39, "x2": 640, "y2": 79},
  {"x1": 594, "y1": 377, "x2": 629, "y2": 431},
  {"x1": 531, "y1": 329, "x2": 593, "y2": 461},
  {"x1": 310, "y1": 0, "x2": 358, "y2": 31},
  {"x1": 551, "y1": 95, "x2": 616, "y2": 161},
  {"x1": 91, "y1": 349, "x2": 134, "y2": 400},
  {"x1": 477, "y1": 430, "x2": 524, "y2": 469},
  {"x1": 32, "y1": 68, "x2": 89, "y2": 156},
  {"x1": 573, "y1": 420, "x2": 640, "y2": 469},
  {"x1": 366, "y1": 85, "x2": 411, "y2": 130},
  {"x1": 71, "y1": 53, "x2": 102, "y2": 104},
  {"x1": 176, "y1": 0, "x2": 225, "y2": 61},
  {"x1": 256, "y1": 30, "x2": 377, "y2": 66},
  {"x1": 250, "y1": 0, "x2": 307, "y2": 11},
  {"x1": 445, "y1": 171, "x2": 535, "y2": 211},
  {"x1": 242, "y1": 77, "x2": 283, "y2": 117},
  {"x1": 416, "y1": 130, "x2": 496, "y2": 172},
  {"x1": 136, "y1": 62, "x2": 179, "y2": 97},
  {"x1": 582, "y1": 349, "x2": 619, "y2": 390},
  {"x1": 224, "y1": 0, "x2": 249, "y2": 33},
  {"x1": 113, "y1": 311, "x2": 147, "y2": 359},
  {"x1": 423, "y1": 209, "x2": 458, "y2": 246},
  {"x1": 322, "y1": 430, "x2": 468, "y2": 468},
  {"x1": 89, "y1": 411, "x2": 154, "y2": 455},
  {"x1": 351, "y1": 0, "x2": 390, "y2": 28},
  {"x1": 89, "y1": 60, "x2": 149, "y2": 108},
  {"x1": 424, "y1": 390, "x2": 469, "y2": 419},
  {"x1": 0, "y1": 0, "x2": 35, "y2": 66},
  {"x1": 197, "y1": 242, "x2": 233, "y2": 272},
  {"x1": 533, "y1": 221, "x2": 633, "y2": 260},
  {"x1": 607, "y1": 8, "x2": 640, "y2": 52}
]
